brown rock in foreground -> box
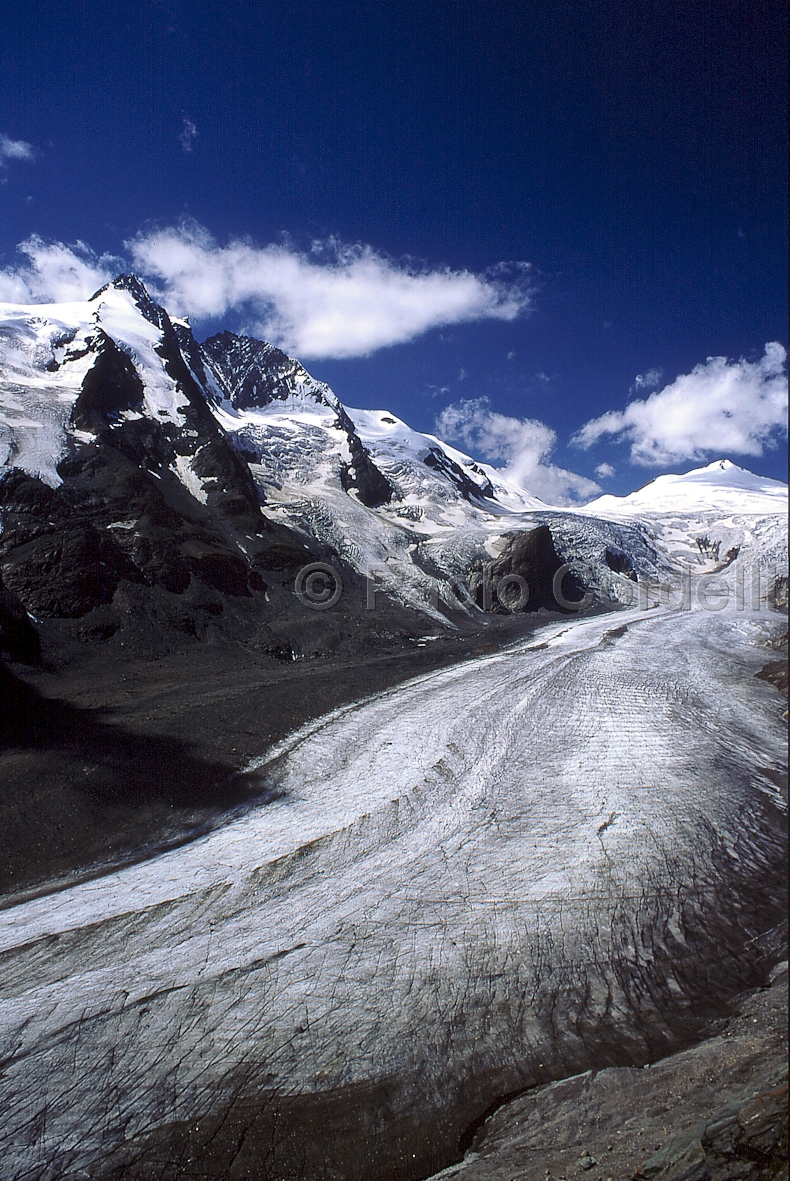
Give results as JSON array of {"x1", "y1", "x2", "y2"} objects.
[{"x1": 428, "y1": 963, "x2": 788, "y2": 1181}]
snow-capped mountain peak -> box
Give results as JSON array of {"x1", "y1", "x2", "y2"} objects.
[
  {"x1": 583, "y1": 459, "x2": 788, "y2": 516},
  {"x1": 0, "y1": 277, "x2": 786, "y2": 627},
  {"x1": 90, "y1": 273, "x2": 169, "y2": 329}
]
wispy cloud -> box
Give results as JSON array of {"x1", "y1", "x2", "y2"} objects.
[
  {"x1": 573, "y1": 345, "x2": 788, "y2": 466},
  {"x1": 595, "y1": 462, "x2": 615, "y2": 478},
  {"x1": 126, "y1": 221, "x2": 533, "y2": 359},
  {"x1": 629, "y1": 367, "x2": 662, "y2": 397},
  {"x1": 435, "y1": 397, "x2": 600, "y2": 506},
  {"x1": 0, "y1": 221, "x2": 532, "y2": 360},
  {"x1": 0, "y1": 236, "x2": 120, "y2": 303},
  {"x1": 0, "y1": 134, "x2": 35, "y2": 166},
  {"x1": 178, "y1": 118, "x2": 198, "y2": 152}
]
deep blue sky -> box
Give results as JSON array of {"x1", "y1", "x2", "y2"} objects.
[{"x1": 1, "y1": 0, "x2": 787, "y2": 492}]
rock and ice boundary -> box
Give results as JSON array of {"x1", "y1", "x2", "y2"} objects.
[{"x1": 0, "y1": 599, "x2": 786, "y2": 1180}]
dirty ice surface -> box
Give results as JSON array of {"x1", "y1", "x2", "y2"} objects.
[{"x1": 0, "y1": 599, "x2": 786, "y2": 1178}]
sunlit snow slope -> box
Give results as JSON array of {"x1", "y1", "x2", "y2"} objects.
[{"x1": 584, "y1": 459, "x2": 787, "y2": 516}]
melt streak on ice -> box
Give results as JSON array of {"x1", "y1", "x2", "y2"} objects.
[{"x1": 0, "y1": 599, "x2": 785, "y2": 1178}]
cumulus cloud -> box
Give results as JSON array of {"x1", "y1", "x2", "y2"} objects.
[
  {"x1": 126, "y1": 221, "x2": 532, "y2": 359},
  {"x1": 178, "y1": 118, "x2": 198, "y2": 152},
  {"x1": 573, "y1": 345, "x2": 788, "y2": 466},
  {"x1": 0, "y1": 236, "x2": 121, "y2": 303},
  {"x1": 435, "y1": 398, "x2": 601, "y2": 506},
  {"x1": 0, "y1": 134, "x2": 35, "y2": 165},
  {"x1": 595, "y1": 462, "x2": 615, "y2": 478}
]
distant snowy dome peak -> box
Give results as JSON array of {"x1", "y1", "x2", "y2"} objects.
[
  {"x1": 584, "y1": 458, "x2": 788, "y2": 516},
  {"x1": 683, "y1": 458, "x2": 767, "y2": 481}
]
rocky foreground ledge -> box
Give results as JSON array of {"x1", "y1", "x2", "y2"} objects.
[{"x1": 427, "y1": 963, "x2": 788, "y2": 1181}]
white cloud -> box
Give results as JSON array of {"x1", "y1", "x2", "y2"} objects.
[
  {"x1": 126, "y1": 221, "x2": 532, "y2": 359},
  {"x1": 0, "y1": 221, "x2": 532, "y2": 361},
  {"x1": 0, "y1": 236, "x2": 120, "y2": 303},
  {"x1": 179, "y1": 118, "x2": 198, "y2": 152},
  {"x1": 630, "y1": 367, "x2": 662, "y2": 396},
  {"x1": 0, "y1": 232, "x2": 123, "y2": 302},
  {"x1": 573, "y1": 345, "x2": 788, "y2": 466},
  {"x1": 0, "y1": 134, "x2": 35, "y2": 165},
  {"x1": 435, "y1": 398, "x2": 601, "y2": 506},
  {"x1": 595, "y1": 462, "x2": 615, "y2": 478}
]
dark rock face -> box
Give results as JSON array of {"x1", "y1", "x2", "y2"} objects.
[
  {"x1": 82, "y1": 281, "x2": 268, "y2": 535},
  {"x1": 758, "y1": 659, "x2": 789, "y2": 697},
  {"x1": 0, "y1": 571, "x2": 40, "y2": 663},
  {"x1": 204, "y1": 329, "x2": 394, "y2": 509},
  {"x1": 432, "y1": 967, "x2": 788, "y2": 1181},
  {"x1": 335, "y1": 405, "x2": 393, "y2": 507},
  {"x1": 202, "y1": 332, "x2": 326, "y2": 410},
  {"x1": 771, "y1": 575, "x2": 788, "y2": 612},
  {"x1": 424, "y1": 446, "x2": 495, "y2": 502},
  {"x1": 0, "y1": 524, "x2": 142, "y2": 618},
  {"x1": 0, "y1": 455, "x2": 313, "y2": 621},
  {"x1": 71, "y1": 332, "x2": 146, "y2": 432},
  {"x1": 757, "y1": 632, "x2": 788, "y2": 698},
  {"x1": 604, "y1": 546, "x2": 637, "y2": 580},
  {"x1": 467, "y1": 524, "x2": 579, "y2": 612}
]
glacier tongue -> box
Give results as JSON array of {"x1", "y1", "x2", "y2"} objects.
[{"x1": 0, "y1": 602, "x2": 785, "y2": 1180}]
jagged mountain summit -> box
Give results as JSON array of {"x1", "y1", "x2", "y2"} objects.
[{"x1": 0, "y1": 275, "x2": 786, "y2": 644}]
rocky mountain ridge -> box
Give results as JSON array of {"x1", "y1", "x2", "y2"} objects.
[{"x1": 1, "y1": 274, "x2": 785, "y2": 664}]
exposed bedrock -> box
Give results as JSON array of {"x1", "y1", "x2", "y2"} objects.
[
  {"x1": 467, "y1": 524, "x2": 582, "y2": 611},
  {"x1": 0, "y1": 433, "x2": 318, "y2": 622},
  {"x1": 0, "y1": 607, "x2": 785, "y2": 1180},
  {"x1": 337, "y1": 408, "x2": 394, "y2": 507},
  {"x1": 202, "y1": 329, "x2": 394, "y2": 508},
  {"x1": 0, "y1": 568, "x2": 40, "y2": 663},
  {"x1": 201, "y1": 331, "x2": 323, "y2": 411},
  {"x1": 423, "y1": 446, "x2": 496, "y2": 503},
  {"x1": 757, "y1": 631, "x2": 788, "y2": 700}
]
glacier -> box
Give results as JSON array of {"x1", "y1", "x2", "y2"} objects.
[
  {"x1": 0, "y1": 597, "x2": 786, "y2": 1179},
  {"x1": 0, "y1": 276, "x2": 786, "y2": 1179}
]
